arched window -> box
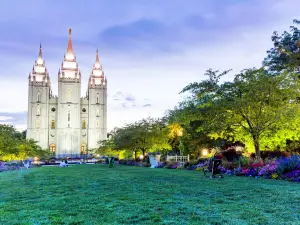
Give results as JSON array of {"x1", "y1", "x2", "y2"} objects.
[
  {"x1": 82, "y1": 120, "x2": 86, "y2": 129},
  {"x1": 96, "y1": 120, "x2": 99, "y2": 128},
  {"x1": 51, "y1": 120, "x2": 55, "y2": 129},
  {"x1": 37, "y1": 105, "x2": 40, "y2": 116},
  {"x1": 50, "y1": 144, "x2": 56, "y2": 153},
  {"x1": 36, "y1": 118, "x2": 40, "y2": 129},
  {"x1": 81, "y1": 144, "x2": 86, "y2": 154},
  {"x1": 68, "y1": 88, "x2": 72, "y2": 102},
  {"x1": 96, "y1": 93, "x2": 99, "y2": 104},
  {"x1": 37, "y1": 91, "x2": 40, "y2": 102},
  {"x1": 96, "y1": 109, "x2": 100, "y2": 117},
  {"x1": 68, "y1": 110, "x2": 71, "y2": 128}
]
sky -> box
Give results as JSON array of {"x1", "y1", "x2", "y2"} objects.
[{"x1": 0, "y1": 0, "x2": 299, "y2": 132}]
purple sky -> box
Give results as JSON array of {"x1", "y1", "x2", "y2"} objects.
[{"x1": 0, "y1": 0, "x2": 299, "y2": 131}]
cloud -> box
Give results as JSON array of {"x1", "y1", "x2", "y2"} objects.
[
  {"x1": 0, "y1": 122, "x2": 12, "y2": 125},
  {"x1": 113, "y1": 92, "x2": 135, "y2": 102},
  {"x1": 0, "y1": 0, "x2": 300, "y2": 132},
  {"x1": 0, "y1": 116, "x2": 13, "y2": 121},
  {"x1": 0, "y1": 112, "x2": 27, "y2": 130},
  {"x1": 125, "y1": 95, "x2": 135, "y2": 102},
  {"x1": 143, "y1": 104, "x2": 152, "y2": 107}
]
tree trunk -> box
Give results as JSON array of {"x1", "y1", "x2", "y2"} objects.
[
  {"x1": 142, "y1": 149, "x2": 146, "y2": 162},
  {"x1": 134, "y1": 150, "x2": 138, "y2": 161},
  {"x1": 253, "y1": 136, "x2": 261, "y2": 160}
]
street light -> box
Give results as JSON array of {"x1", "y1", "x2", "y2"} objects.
[{"x1": 202, "y1": 149, "x2": 208, "y2": 157}]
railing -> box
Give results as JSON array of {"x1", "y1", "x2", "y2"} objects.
[{"x1": 167, "y1": 155, "x2": 190, "y2": 162}]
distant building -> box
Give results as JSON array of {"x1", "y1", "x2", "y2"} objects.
[{"x1": 26, "y1": 29, "x2": 107, "y2": 158}]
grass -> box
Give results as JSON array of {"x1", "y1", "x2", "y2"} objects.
[{"x1": 0, "y1": 165, "x2": 299, "y2": 225}]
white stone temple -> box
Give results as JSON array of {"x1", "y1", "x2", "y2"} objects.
[{"x1": 26, "y1": 29, "x2": 107, "y2": 158}]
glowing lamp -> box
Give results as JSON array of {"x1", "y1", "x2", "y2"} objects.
[
  {"x1": 178, "y1": 130, "x2": 183, "y2": 136},
  {"x1": 140, "y1": 155, "x2": 144, "y2": 159},
  {"x1": 202, "y1": 149, "x2": 208, "y2": 156}
]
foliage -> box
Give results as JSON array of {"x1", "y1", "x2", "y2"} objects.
[
  {"x1": 0, "y1": 125, "x2": 45, "y2": 161},
  {"x1": 100, "y1": 118, "x2": 171, "y2": 160},
  {"x1": 264, "y1": 19, "x2": 300, "y2": 72},
  {"x1": 179, "y1": 68, "x2": 300, "y2": 158},
  {"x1": 276, "y1": 155, "x2": 300, "y2": 175}
]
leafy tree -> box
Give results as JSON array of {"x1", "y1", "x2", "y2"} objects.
[
  {"x1": 0, "y1": 124, "x2": 45, "y2": 161},
  {"x1": 264, "y1": 19, "x2": 300, "y2": 72},
  {"x1": 181, "y1": 68, "x2": 300, "y2": 158},
  {"x1": 106, "y1": 118, "x2": 170, "y2": 160}
]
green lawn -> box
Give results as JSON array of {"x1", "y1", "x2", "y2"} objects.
[{"x1": 0, "y1": 165, "x2": 299, "y2": 225}]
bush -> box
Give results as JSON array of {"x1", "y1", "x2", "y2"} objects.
[
  {"x1": 165, "y1": 162, "x2": 180, "y2": 169},
  {"x1": 251, "y1": 150, "x2": 291, "y2": 160},
  {"x1": 276, "y1": 155, "x2": 300, "y2": 175},
  {"x1": 239, "y1": 156, "x2": 251, "y2": 168},
  {"x1": 222, "y1": 149, "x2": 242, "y2": 162},
  {"x1": 258, "y1": 160, "x2": 279, "y2": 177},
  {"x1": 184, "y1": 160, "x2": 198, "y2": 169}
]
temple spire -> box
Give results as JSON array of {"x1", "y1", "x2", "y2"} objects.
[
  {"x1": 96, "y1": 49, "x2": 99, "y2": 63},
  {"x1": 39, "y1": 43, "x2": 42, "y2": 58},
  {"x1": 67, "y1": 28, "x2": 73, "y2": 54}
]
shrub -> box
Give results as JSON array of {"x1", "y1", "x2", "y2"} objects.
[
  {"x1": 276, "y1": 155, "x2": 300, "y2": 175},
  {"x1": 157, "y1": 161, "x2": 167, "y2": 168},
  {"x1": 283, "y1": 169, "x2": 300, "y2": 182},
  {"x1": 258, "y1": 160, "x2": 279, "y2": 177},
  {"x1": 165, "y1": 162, "x2": 179, "y2": 169},
  {"x1": 222, "y1": 160, "x2": 238, "y2": 170},
  {"x1": 239, "y1": 156, "x2": 251, "y2": 168},
  {"x1": 222, "y1": 148, "x2": 242, "y2": 162},
  {"x1": 176, "y1": 165, "x2": 184, "y2": 170},
  {"x1": 184, "y1": 160, "x2": 198, "y2": 169}
]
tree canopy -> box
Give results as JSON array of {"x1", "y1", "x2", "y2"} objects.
[{"x1": 0, "y1": 125, "x2": 46, "y2": 161}]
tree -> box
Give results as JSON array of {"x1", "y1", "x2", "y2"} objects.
[
  {"x1": 107, "y1": 118, "x2": 170, "y2": 160},
  {"x1": 0, "y1": 124, "x2": 45, "y2": 161},
  {"x1": 264, "y1": 19, "x2": 300, "y2": 72},
  {"x1": 181, "y1": 68, "x2": 300, "y2": 158}
]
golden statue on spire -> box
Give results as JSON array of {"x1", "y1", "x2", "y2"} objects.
[{"x1": 69, "y1": 28, "x2": 72, "y2": 36}]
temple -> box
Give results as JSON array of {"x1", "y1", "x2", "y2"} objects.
[{"x1": 26, "y1": 29, "x2": 107, "y2": 158}]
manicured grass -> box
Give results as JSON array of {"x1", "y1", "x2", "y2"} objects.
[{"x1": 0, "y1": 165, "x2": 299, "y2": 225}]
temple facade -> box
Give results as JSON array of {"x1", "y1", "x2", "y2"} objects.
[{"x1": 26, "y1": 29, "x2": 107, "y2": 157}]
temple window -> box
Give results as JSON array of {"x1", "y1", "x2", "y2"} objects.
[
  {"x1": 96, "y1": 120, "x2": 99, "y2": 128},
  {"x1": 37, "y1": 91, "x2": 40, "y2": 102},
  {"x1": 68, "y1": 88, "x2": 72, "y2": 102},
  {"x1": 81, "y1": 144, "x2": 86, "y2": 154},
  {"x1": 68, "y1": 110, "x2": 71, "y2": 128},
  {"x1": 82, "y1": 120, "x2": 86, "y2": 129},
  {"x1": 96, "y1": 93, "x2": 99, "y2": 104},
  {"x1": 51, "y1": 120, "x2": 55, "y2": 129},
  {"x1": 37, "y1": 105, "x2": 40, "y2": 116},
  {"x1": 96, "y1": 109, "x2": 100, "y2": 117},
  {"x1": 50, "y1": 144, "x2": 56, "y2": 153},
  {"x1": 36, "y1": 119, "x2": 40, "y2": 129}
]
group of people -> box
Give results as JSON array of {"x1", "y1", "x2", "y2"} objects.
[
  {"x1": 59, "y1": 159, "x2": 86, "y2": 167},
  {"x1": 59, "y1": 160, "x2": 69, "y2": 167}
]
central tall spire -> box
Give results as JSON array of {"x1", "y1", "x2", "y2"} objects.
[
  {"x1": 59, "y1": 28, "x2": 80, "y2": 81},
  {"x1": 67, "y1": 28, "x2": 73, "y2": 54}
]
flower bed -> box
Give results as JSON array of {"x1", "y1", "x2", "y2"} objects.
[
  {"x1": 117, "y1": 155, "x2": 300, "y2": 182},
  {"x1": 0, "y1": 161, "x2": 27, "y2": 172}
]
